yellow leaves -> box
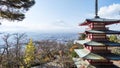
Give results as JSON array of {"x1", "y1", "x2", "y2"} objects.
[
  {"x1": 69, "y1": 45, "x2": 79, "y2": 52},
  {"x1": 69, "y1": 43, "x2": 84, "y2": 52},
  {"x1": 44, "y1": 56, "x2": 50, "y2": 62},
  {"x1": 109, "y1": 35, "x2": 118, "y2": 42},
  {"x1": 24, "y1": 39, "x2": 36, "y2": 65}
]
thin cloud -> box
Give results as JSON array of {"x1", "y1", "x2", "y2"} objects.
[
  {"x1": 53, "y1": 20, "x2": 73, "y2": 27},
  {"x1": 98, "y1": 3, "x2": 120, "y2": 19}
]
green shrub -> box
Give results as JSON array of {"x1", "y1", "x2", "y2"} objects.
[{"x1": 71, "y1": 51, "x2": 78, "y2": 57}]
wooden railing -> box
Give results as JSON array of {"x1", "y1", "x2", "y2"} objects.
[
  {"x1": 86, "y1": 27, "x2": 109, "y2": 31},
  {"x1": 91, "y1": 38, "x2": 107, "y2": 41},
  {"x1": 91, "y1": 50, "x2": 111, "y2": 53}
]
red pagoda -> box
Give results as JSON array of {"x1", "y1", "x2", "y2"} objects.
[{"x1": 73, "y1": 0, "x2": 120, "y2": 68}]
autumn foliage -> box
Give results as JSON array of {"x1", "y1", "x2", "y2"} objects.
[{"x1": 24, "y1": 39, "x2": 36, "y2": 67}]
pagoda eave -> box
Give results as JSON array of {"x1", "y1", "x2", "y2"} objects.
[
  {"x1": 80, "y1": 18, "x2": 120, "y2": 26},
  {"x1": 75, "y1": 49, "x2": 120, "y2": 60},
  {"x1": 85, "y1": 30, "x2": 120, "y2": 34},
  {"x1": 75, "y1": 40, "x2": 120, "y2": 47},
  {"x1": 80, "y1": 21, "x2": 120, "y2": 26},
  {"x1": 84, "y1": 41, "x2": 120, "y2": 47},
  {"x1": 97, "y1": 53, "x2": 120, "y2": 60}
]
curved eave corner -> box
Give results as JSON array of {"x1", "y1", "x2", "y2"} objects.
[{"x1": 79, "y1": 21, "x2": 90, "y2": 26}]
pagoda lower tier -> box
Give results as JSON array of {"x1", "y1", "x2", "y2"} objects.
[
  {"x1": 74, "y1": 48, "x2": 120, "y2": 68},
  {"x1": 74, "y1": 48, "x2": 120, "y2": 61},
  {"x1": 74, "y1": 39, "x2": 120, "y2": 68}
]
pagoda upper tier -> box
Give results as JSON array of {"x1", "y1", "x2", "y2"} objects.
[{"x1": 80, "y1": 18, "x2": 120, "y2": 26}]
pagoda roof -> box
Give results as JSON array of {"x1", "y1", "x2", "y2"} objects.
[
  {"x1": 75, "y1": 49, "x2": 120, "y2": 60},
  {"x1": 74, "y1": 40, "x2": 120, "y2": 46},
  {"x1": 74, "y1": 48, "x2": 90, "y2": 58},
  {"x1": 86, "y1": 30, "x2": 120, "y2": 34},
  {"x1": 98, "y1": 53, "x2": 120, "y2": 60},
  {"x1": 72, "y1": 58, "x2": 91, "y2": 68},
  {"x1": 80, "y1": 18, "x2": 120, "y2": 26},
  {"x1": 74, "y1": 49, "x2": 105, "y2": 60},
  {"x1": 84, "y1": 53, "x2": 106, "y2": 60},
  {"x1": 84, "y1": 41, "x2": 120, "y2": 46}
]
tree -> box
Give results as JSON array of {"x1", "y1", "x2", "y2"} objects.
[
  {"x1": 13, "y1": 33, "x2": 28, "y2": 59},
  {"x1": 0, "y1": 0, "x2": 35, "y2": 21},
  {"x1": 109, "y1": 35, "x2": 118, "y2": 42},
  {"x1": 109, "y1": 35, "x2": 120, "y2": 55},
  {"x1": 69, "y1": 43, "x2": 82, "y2": 57},
  {"x1": 79, "y1": 33, "x2": 86, "y2": 40},
  {"x1": 24, "y1": 39, "x2": 36, "y2": 67},
  {"x1": 2, "y1": 34, "x2": 12, "y2": 68},
  {"x1": 0, "y1": 33, "x2": 28, "y2": 68},
  {"x1": 12, "y1": 33, "x2": 28, "y2": 68}
]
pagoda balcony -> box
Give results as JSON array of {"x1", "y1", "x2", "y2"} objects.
[
  {"x1": 85, "y1": 38, "x2": 108, "y2": 42},
  {"x1": 87, "y1": 59, "x2": 113, "y2": 65},
  {"x1": 92, "y1": 27, "x2": 109, "y2": 30},
  {"x1": 91, "y1": 62, "x2": 113, "y2": 65},
  {"x1": 91, "y1": 50, "x2": 111, "y2": 53},
  {"x1": 90, "y1": 38, "x2": 107, "y2": 41}
]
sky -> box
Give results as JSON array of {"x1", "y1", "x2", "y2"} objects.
[{"x1": 0, "y1": 0, "x2": 120, "y2": 33}]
